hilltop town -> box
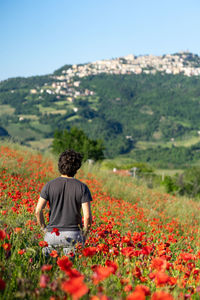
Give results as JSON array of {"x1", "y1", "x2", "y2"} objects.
[{"x1": 30, "y1": 51, "x2": 200, "y2": 100}]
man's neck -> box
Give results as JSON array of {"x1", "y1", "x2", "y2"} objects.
[{"x1": 61, "y1": 175, "x2": 74, "y2": 179}]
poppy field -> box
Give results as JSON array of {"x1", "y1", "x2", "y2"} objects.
[{"x1": 1, "y1": 142, "x2": 200, "y2": 299}]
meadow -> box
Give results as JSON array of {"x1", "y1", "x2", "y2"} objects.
[{"x1": 1, "y1": 141, "x2": 200, "y2": 299}]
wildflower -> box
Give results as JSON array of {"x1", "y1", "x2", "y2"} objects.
[
  {"x1": 2, "y1": 243, "x2": 11, "y2": 251},
  {"x1": 0, "y1": 278, "x2": 6, "y2": 290},
  {"x1": 151, "y1": 291, "x2": 174, "y2": 300},
  {"x1": 124, "y1": 284, "x2": 133, "y2": 292},
  {"x1": 50, "y1": 250, "x2": 58, "y2": 257},
  {"x1": 82, "y1": 246, "x2": 97, "y2": 257},
  {"x1": 92, "y1": 265, "x2": 113, "y2": 284},
  {"x1": 51, "y1": 228, "x2": 60, "y2": 236},
  {"x1": 126, "y1": 290, "x2": 145, "y2": 300},
  {"x1": 39, "y1": 274, "x2": 50, "y2": 288},
  {"x1": 18, "y1": 249, "x2": 26, "y2": 255},
  {"x1": 155, "y1": 272, "x2": 170, "y2": 286},
  {"x1": 39, "y1": 241, "x2": 48, "y2": 247},
  {"x1": 151, "y1": 257, "x2": 168, "y2": 271},
  {"x1": 61, "y1": 276, "x2": 88, "y2": 299},
  {"x1": 0, "y1": 229, "x2": 6, "y2": 240},
  {"x1": 57, "y1": 256, "x2": 72, "y2": 271},
  {"x1": 41, "y1": 265, "x2": 52, "y2": 272},
  {"x1": 121, "y1": 247, "x2": 135, "y2": 258},
  {"x1": 14, "y1": 227, "x2": 22, "y2": 233},
  {"x1": 134, "y1": 285, "x2": 150, "y2": 296},
  {"x1": 105, "y1": 260, "x2": 118, "y2": 274}
]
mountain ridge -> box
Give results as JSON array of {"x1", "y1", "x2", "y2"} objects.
[{"x1": 1, "y1": 51, "x2": 200, "y2": 166}]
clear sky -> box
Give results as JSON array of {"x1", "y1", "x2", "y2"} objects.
[{"x1": 1, "y1": 0, "x2": 200, "y2": 80}]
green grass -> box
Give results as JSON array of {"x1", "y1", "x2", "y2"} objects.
[
  {"x1": 82, "y1": 161, "x2": 200, "y2": 227},
  {"x1": 0, "y1": 104, "x2": 15, "y2": 115},
  {"x1": 155, "y1": 168, "x2": 183, "y2": 176},
  {"x1": 136, "y1": 134, "x2": 200, "y2": 150},
  {"x1": 6, "y1": 123, "x2": 43, "y2": 141},
  {"x1": 55, "y1": 100, "x2": 69, "y2": 105},
  {"x1": 36, "y1": 104, "x2": 67, "y2": 115},
  {"x1": 66, "y1": 115, "x2": 80, "y2": 121},
  {"x1": 27, "y1": 138, "x2": 53, "y2": 150},
  {"x1": 18, "y1": 114, "x2": 39, "y2": 120},
  {"x1": 30, "y1": 121, "x2": 52, "y2": 133}
]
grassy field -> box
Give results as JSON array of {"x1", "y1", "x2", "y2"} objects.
[
  {"x1": 0, "y1": 105, "x2": 15, "y2": 115},
  {"x1": 27, "y1": 138, "x2": 54, "y2": 150},
  {"x1": 36, "y1": 104, "x2": 67, "y2": 115},
  {"x1": 1, "y1": 141, "x2": 200, "y2": 299},
  {"x1": 136, "y1": 134, "x2": 200, "y2": 150},
  {"x1": 6, "y1": 123, "x2": 43, "y2": 141}
]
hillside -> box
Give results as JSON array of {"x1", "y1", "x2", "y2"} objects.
[
  {"x1": 1, "y1": 52, "x2": 200, "y2": 166},
  {"x1": 1, "y1": 142, "x2": 200, "y2": 299}
]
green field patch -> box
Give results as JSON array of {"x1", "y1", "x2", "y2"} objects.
[
  {"x1": 172, "y1": 135, "x2": 200, "y2": 147},
  {"x1": 7, "y1": 123, "x2": 43, "y2": 141},
  {"x1": 27, "y1": 138, "x2": 53, "y2": 150},
  {"x1": 30, "y1": 121, "x2": 52, "y2": 133},
  {"x1": 55, "y1": 100, "x2": 69, "y2": 105},
  {"x1": 135, "y1": 141, "x2": 165, "y2": 150},
  {"x1": 136, "y1": 134, "x2": 200, "y2": 150},
  {"x1": 155, "y1": 169, "x2": 183, "y2": 176},
  {"x1": 0, "y1": 104, "x2": 15, "y2": 115},
  {"x1": 66, "y1": 115, "x2": 80, "y2": 121},
  {"x1": 37, "y1": 104, "x2": 66, "y2": 115},
  {"x1": 18, "y1": 114, "x2": 39, "y2": 120}
]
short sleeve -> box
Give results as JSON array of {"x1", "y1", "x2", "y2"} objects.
[
  {"x1": 81, "y1": 185, "x2": 92, "y2": 203},
  {"x1": 40, "y1": 183, "x2": 49, "y2": 201}
]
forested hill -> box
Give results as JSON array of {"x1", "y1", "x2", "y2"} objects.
[{"x1": 1, "y1": 52, "x2": 200, "y2": 163}]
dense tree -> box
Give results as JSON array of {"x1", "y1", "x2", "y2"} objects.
[{"x1": 51, "y1": 127, "x2": 104, "y2": 161}]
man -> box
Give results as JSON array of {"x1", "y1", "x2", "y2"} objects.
[{"x1": 35, "y1": 149, "x2": 92, "y2": 255}]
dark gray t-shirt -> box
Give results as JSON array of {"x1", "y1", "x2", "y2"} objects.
[{"x1": 40, "y1": 177, "x2": 92, "y2": 231}]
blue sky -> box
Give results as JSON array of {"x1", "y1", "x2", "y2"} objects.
[{"x1": 1, "y1": 0, "x2": 200, "y2": 80}]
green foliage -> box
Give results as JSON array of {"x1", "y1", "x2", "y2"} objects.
[
  {"x1": 162, "y1": 175, "x2": 179, "y2": 194},
  {"x1": 51, "y1": 127, "x2": 104, "y2": 161},
  {"x1": 128, "y1": 144, "x2": 200, "y2": 168},
  {"x1": 162, "y1": 166, "x2": 200, "y2": 198},
  {"x1": 2, "y1": 70, "x2": 200, "y2": 163}
]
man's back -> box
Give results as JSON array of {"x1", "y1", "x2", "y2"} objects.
[{"x1": 40, "y1": 177, "x2": 92, "y2": 231}]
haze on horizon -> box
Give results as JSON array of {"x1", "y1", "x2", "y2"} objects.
[{"x1": 1, "y1": 0, "x2": 200, "y2": 81}]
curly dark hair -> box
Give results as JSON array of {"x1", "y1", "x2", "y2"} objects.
[{"x1": 58, "y1": 149, "x2": 83, "y2": 177}]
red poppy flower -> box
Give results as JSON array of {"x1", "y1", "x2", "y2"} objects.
[
  {"x1": 105, "y1": 260, "x2": 118, "y2": 274},
  {"x1": 155, "y1": 272, "x2": 170, "y2": 286},
  {"x1": 50, "y1": 250, "x2": 58, "y2": 257},
  {"x1": 0, "y1": 278, "x2": 6, "y2": 291},
  {"x1": 41, "y1": 265, "x2": 52, "y2": 272},
  {"x1": 57, "y1": 256, "x2": 72, "y2": 271},
  {"x1": 134, "y1": 285, "x2": 150, "y2": 296},
  {"x1": 2, "y1": 243, "x2": 11, "y2": 251},
  {"x1": 151, "y1": 291, "x2": 174, "y2": 300},
  {"x1": 51, "y1": 228, "x2": 60, "y2": 236},
  {"x1": 39, "y1": 274, "x2": 50, "y2": 288},
  {"x1": 61, "y1": 276, "x2": 88, "y2": 299},
  {"x1": 126, "y1": 290, "x2": 145, "y2": 300},
  {"x1": 92, "y1": 265, "x2": 113, "y2": 284},
  {"x1": 39, "y1": 241, "x2": 48, "y2": 247},
  {"x1": 0, "y1": 229, "x2": 6, "y2": 240},
  {"x1": 82, "y1": 246, "x2": 97, "y2": 257},
  {"x1": 14, "y1": 227, "x2": 22, "y2": 233},
  {"x1": 18, "y1": 249, "x2": 26, "y2": 255}
]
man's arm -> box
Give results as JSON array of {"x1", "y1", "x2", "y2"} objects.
[
  {"x1": 35, "y1": 197, "x2": 47, "y2": 230},
  {"x1": 82, "y1": 201, "x2": 92, "y2": 238}
]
